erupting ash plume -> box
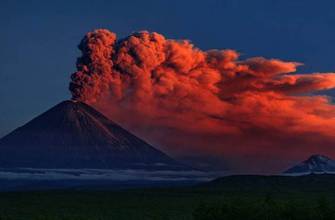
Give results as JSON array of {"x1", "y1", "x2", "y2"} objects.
[{"x1": 70, "y1": 29, "x2": 335, "y2": 172}]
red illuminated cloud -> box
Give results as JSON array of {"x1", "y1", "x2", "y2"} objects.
[{"x1": 69, "y1": 29, "x2": 335, "y2": 173}]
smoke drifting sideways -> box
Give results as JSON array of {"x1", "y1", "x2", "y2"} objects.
[{"x1": 70, "y1": 29, "x2": 335, "y2": 173}]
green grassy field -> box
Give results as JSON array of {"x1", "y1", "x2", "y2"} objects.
[{"x1": 1, "y1": 175, "x2": 335, "y2": 220}]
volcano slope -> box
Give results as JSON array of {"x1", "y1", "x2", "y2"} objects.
[{"x1": 0, "y1": 100, "x2": 186, "y2": 170}]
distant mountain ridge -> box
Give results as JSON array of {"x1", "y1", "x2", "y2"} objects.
[
  {"x1": 0, "y1": 100, "x2": 187, "y2": 170},
  {"x1": 201, "y1": 174, "x2": 335, "y2": 193},
  {"x1": 284, "y1": 154, "x2": 335, "y2": 175}
]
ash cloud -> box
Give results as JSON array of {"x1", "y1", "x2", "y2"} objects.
[{"x1": 70, "y1": 29, "x2": 335, "y2": 173}]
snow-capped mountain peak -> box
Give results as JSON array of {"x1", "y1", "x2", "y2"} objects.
[{"x1": 284, "y1": 154, "x2": 335, "y2": 175}]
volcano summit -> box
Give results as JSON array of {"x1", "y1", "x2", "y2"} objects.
[
  {"x1": 284, "y1": 155, "x2": 335, "y2": 175},
  {"x1": 0, "y1": 101, "x2": 186, "y2": 170}
]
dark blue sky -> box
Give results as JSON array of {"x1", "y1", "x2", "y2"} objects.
[{"x1": 1, "y1": 0, "x2": 335, "y2": 137}]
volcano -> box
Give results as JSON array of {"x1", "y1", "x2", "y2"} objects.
[
  {"x1": 284, "y1": 155, "x2": 335, "y2": 175},
  {"x1": 0, "y1": 100, "x2": 186, "y2": 170}
]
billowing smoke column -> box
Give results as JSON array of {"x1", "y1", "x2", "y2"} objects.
[{"x1": 70, "y1": 29, "x2": 335, "y2": 172}]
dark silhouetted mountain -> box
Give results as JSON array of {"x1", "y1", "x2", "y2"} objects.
[
  {"x1": 0, "y1": 100, "x2": 187, "y2": 170},
  {"x1": 201, "y1": 174, "x2": 335, "y2": 192},
  {"x1": 284, "y1": 154, "x2": 335, "y2": 175}
]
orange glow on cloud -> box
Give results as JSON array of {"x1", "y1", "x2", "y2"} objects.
[{"x1": 70, "y1": 29, "x2": 335, "y2": 172}]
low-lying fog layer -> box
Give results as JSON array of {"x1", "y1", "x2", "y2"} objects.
[{"x1": 0, "y1": 168, "x2": 224, "y2": 182}]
